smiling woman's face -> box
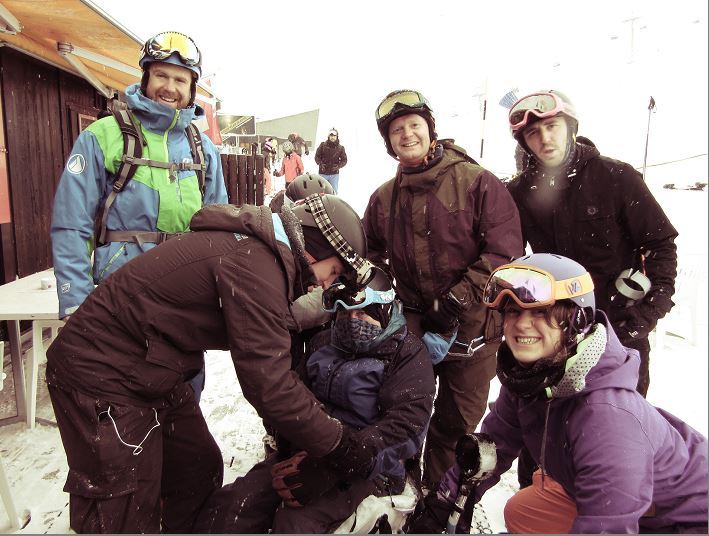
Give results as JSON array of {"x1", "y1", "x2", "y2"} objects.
[{"x1": 503, "y1": 304, "x2": 563, "y2": 366}]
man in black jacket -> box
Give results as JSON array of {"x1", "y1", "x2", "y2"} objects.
[
  {"x1": 505, "y1": 89, "x2": 678, "y2": 397},
  {"x1": 314, "y1": 128, "x2": 348, "y2": 193}
]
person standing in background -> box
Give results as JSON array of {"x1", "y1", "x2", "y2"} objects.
[
  {"x1": 288, "y1": 132, "x2": 309, "y2": 157},
  {"x1": 314, "y1": 128, "x2": 348, "y2": 193},
  {"x1": 274, "y1": 140, "x2": 304, "y2": 185}
]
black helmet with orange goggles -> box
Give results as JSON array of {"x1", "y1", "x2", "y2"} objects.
[{"x1": 139, "y1": 31, "x2": 202, "y2": 78}]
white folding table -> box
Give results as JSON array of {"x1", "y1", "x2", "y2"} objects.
[{"x1": 0, "y1": 269, "x2": 64, "y2": 428}]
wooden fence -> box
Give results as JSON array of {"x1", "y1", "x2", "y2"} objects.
[{"x1": 220, "y1": 151, "x2": 265, "y2": 206}]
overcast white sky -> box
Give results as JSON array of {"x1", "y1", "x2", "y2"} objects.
[{"x1": 91, "y1": 0, "x2": 708, "y2": 210}]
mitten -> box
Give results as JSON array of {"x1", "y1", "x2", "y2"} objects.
[
  {"x1": 421, "y1": 292, "x2": 465, "y2": 335},
  {"x1": 271, "y1": 451, "x2": 339, "y2": 507}
]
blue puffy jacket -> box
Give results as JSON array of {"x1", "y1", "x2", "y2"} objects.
[{"x1": 306, "y1": 309, "x2": 435, "y2": 491}]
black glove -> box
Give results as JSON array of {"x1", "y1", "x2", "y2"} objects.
[
  {"x1": 271, "y1": 451, "x2": 339, "y2": 507},
  {"x1": 325, "y1": 425, "x2": 376, "y2": 479},
  {"x1": 421, "y1": 292, "x2": 465, "y2": 335},
  {"x1": 407, "y1": 492, "x2": 454, "y2": 534},
  {"x1": 614, "y1": 307, "x2": 656, "y2": 344}
]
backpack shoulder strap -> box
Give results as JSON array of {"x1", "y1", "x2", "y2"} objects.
[
  {"x1": 185, "y1": 122, "x2": 206, "y2": 197},
  {"x1": 95, "y1": 110, "x2": 144, "y2": 245},
  {"x1": 113, "y1": 109, "x2": 144, "y2": 190}
]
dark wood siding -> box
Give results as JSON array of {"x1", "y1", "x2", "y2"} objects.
[{"x1": 0, "y1": 47, "x2": 104, "y2": 280}]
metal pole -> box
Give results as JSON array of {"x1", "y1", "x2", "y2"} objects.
[
  {"x1": 479, "y1": 79, "x2": 488, "y2": 159},
  {"x1": 479, "y1": 97, "x2": 487, "y2": 159},
  {"x1": 642, "y1": 96, "x2": 656, "y2": 180}
]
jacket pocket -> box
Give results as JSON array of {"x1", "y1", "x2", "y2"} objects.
[
  {"x1": 138, "y1": 336, "x2": 201, "y2": 395},
  {"x1": 64, "y1": 466, "x2": 143, "y2": 533},
  {"x1": 575, "y1": 203, "x2": 621, "y2": 254}
]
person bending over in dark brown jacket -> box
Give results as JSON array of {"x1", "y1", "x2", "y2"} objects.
[{"x1": 46, "y1": 194, "x2": 376, "y2": 534}]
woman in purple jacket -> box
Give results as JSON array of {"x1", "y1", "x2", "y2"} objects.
[{"x1": 411, "y1": 253, "x2": 708, "y2": 534}]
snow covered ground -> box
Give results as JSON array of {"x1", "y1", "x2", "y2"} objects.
[{"x1": 0, "y1": 186, "x2": 706, "y2": 534}]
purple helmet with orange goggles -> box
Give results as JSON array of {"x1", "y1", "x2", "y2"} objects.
[
  {"x1": 375, "y1": 89, "x2": 437, "y2": 157},
  {"x1": 139, "y1": 31, "x2": 202, "y2": 78},
  {"x1": 483, "y1": 253, "x2": 595, "y2": 318},
  {"x1": 508, "y1": 90, "x2": 578, "y2": 141}
]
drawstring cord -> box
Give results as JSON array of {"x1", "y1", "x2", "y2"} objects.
[
  {"x1": 99, "y1": 406, "x2": 161, "y2": 455},
  {"x1": 539, "y1": 399, "x2": 552, "y2": 490}
]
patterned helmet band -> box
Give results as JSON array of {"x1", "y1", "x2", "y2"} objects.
[{"x1": 304, "y1": 194, "x2": 374, "y2": 286}]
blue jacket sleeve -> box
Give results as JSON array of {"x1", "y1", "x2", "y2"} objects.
[{"x1": 50, "y1": 131, "x2": 107, "y2": 317}]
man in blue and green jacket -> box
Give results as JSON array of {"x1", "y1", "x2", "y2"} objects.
[{"x1": 51, "y1": 31, "x2": 227, "y2": 398}]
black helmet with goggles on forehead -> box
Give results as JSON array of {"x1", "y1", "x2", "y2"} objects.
[
  {"x1": 375, "y1": 89, "x2": 438, "y2": 158},
  {"x1": 139, "y1": 31, "x2": 202, "y2": 78},
  {"x1": 139, "y1": 31, "x2": 202, "y2": 107}
]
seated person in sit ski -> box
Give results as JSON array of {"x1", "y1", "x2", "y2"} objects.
[
  {"x1": 410, "y1": 253, "x2": 708, "y2": 534},
  {"x1": 194, "y1": 267, "x2": 436, "y2": 533}
]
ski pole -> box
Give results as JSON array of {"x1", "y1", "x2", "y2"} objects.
[
  {"x1": 642, "y1": 96, "x2": 656, "y2": 180},
  {"x1": 445, "y1": 433, "x2": 497, "y2": 534}
]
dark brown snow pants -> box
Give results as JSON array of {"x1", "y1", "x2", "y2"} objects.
[
  {"x1": 422, "y1": 350, "x2": 497, "y2": 490},
  {"x1": 48, "y1": 383, "x2": 224, "y2": 533}
]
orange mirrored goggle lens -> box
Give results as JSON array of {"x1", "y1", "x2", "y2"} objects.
[{"x1": 145, "y1": 32, "x2": 201, "y2": 67}]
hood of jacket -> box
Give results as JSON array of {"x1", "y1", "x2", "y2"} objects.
[
  {"x1": 190, "y1": 203, "x2": 312, "y2": 296},
  {"x1": 566, "y1": 310, "x2": 640, "y2": 393},
  {"x1": 125, "y1": 83, "x2": 204, "y2": 135}
]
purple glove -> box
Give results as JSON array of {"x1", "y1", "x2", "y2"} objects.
[
  {"x1": 407, "y1": 464, "x2": 461, "y2": 533},
  {"x1": 436, "y1": 463, "x2": 461, "y2": 504}
]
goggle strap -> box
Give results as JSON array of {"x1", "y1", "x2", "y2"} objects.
[{"x1": 304, "y1": 194, "x2": 373, "y2": 285}]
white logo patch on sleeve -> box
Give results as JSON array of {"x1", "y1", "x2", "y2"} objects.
[{"x1": 66, "y1": 154, "x2": 86, "y2": 174}]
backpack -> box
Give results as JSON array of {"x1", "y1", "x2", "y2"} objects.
[{"x1": 95, "y1": 109, "x2": 206, "y2": 246}]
